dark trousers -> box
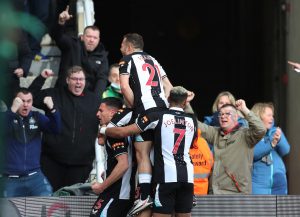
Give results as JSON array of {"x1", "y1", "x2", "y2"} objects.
[{"x1": 41, "y1": 154, "x2": 93, "y2": 192}]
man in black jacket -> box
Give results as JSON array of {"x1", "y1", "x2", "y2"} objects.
[
  {"x1": 50, "y1": 5, "x2": 109, "y2": 104},
  {"x1": 28, "y1": 66, "x2": 99, "y2": 191}
]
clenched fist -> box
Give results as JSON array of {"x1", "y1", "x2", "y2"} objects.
[
  {"x1": 41, "y1": 69, "x2": 54, "y2": 78},
  {"x1": 11, "y1": 97, "x2": 23, "y2": 113},
  {"x1": 43, "y1": 96, "x2": 54, "y2": 110}
]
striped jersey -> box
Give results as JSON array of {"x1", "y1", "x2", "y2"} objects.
[
  {"x1": 119, "y1": 51, "x2": 169, "y2": 113},
  {"x1": 135, "y1": 107, "x2": 197, "y2": 183},
  {"x1": 104, "y1": 109, "x2": 136, "y2": 200}
]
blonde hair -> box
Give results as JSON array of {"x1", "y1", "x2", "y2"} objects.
[
  {"x1": 251, "y1": 102, "x2": 274, "y2": 120},
  {"x1": 212, "y1": 91, "x2": 236, "y2": 113}
]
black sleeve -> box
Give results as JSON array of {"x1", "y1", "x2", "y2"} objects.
[
  {"x1": 18, "y1": 30, "x2": 33, "y2": 77},
  {"x1": 28, "y1": 75, "x2": 52, "y2": 110}
]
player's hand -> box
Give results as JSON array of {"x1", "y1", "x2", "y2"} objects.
[{"x1": 91, "y1": 182, "x2": 104, "y2": 194}]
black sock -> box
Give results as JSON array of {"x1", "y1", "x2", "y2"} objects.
[{"x1": 139, "y1": 183, "x2": 151, "y2": 200}]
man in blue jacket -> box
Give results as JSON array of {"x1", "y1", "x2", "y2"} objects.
[{"x1": 0, "y1": 88, "x2": 61, "y2": 197}]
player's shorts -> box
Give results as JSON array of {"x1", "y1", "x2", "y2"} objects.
[
  {"x1": 90, "y1": 193, "x2": 134, "y2": 217},
  {"x1": 152, "y1": 182, "x2": 194, "y2": 214},
  {"x1": 133, "y1": 107, "x2": 166, "y2": 142}
]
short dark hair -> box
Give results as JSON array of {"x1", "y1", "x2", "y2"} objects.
[
  {"x1": 14, "y1": 87, "x2": 32, "y2": 97},
  {"x1": 84, "y1": 25, "x2": 100, "y2": 34},
  {"x1": 101, "y1": 97, "x2": 123, "y2": 110},
  {"x1": 219, "y1": 103, "x2": 237, "y2": 112},
  {"x1": 169, "y1": 86, "x2": 188, "y2": 104},
  {"x1": 124, "y1": 33, "x2": 144, "y2": 50},
  {"x1": 66, "y1": 65, "x2": 86, "y2": 78},
  {"x1": 109, "y1": 63, "x2": 120, "y2": 71}
]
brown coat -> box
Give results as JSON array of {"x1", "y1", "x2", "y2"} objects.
[{"x1": 198, "y1": 111, "x2": 266, "y2": 194}]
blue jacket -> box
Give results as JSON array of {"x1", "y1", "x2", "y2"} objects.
[
  {"x1": 3, "y1": 110, "x2": 61, "y2": 175},
  {"x1": 252, "y1": 126, "x2": 290, "y2": 194}
]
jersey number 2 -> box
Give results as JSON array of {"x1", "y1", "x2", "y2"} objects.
[{"x1": 143, "y1": 63, "x2": 161, "y2": 87}]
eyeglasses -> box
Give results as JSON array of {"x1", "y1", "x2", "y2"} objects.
[
  {"x1": 218, "y1": 112, "x2": 232, "y2": 118},
  {"x1": 69, "y1": 77, "x2": 85, "y2": 82}
]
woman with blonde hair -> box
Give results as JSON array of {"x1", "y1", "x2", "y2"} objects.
[
  {"x1": 251, "y1": 102, "x2": 290, "y2": 194},
  {"x1": 204, "y1": 91, "x2": 248, "y2": 127}
]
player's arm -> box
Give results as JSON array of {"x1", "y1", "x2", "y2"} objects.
[
  {"x1": 91, "y1": 153, "x2": 128, "y2": 194},
  {"x1": 120, "y1": 74, "x2": 134, "y2": 108},
  {"x1": 162, "y1": 76, "x2": 173, "y2": 98},
  {"x1": 100, "y1": 123, "x2": 142, "y2": 138}
]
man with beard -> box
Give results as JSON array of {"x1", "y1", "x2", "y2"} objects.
[{"x1": 50, "y1": 5, "x2": 109, "y2": 104}]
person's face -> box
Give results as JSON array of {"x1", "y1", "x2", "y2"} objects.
[
  {"x1": 217, "y1": 95, "x2": 231, "y2": 110},
  {"x1": 218, "y1": 106, "x2": 238, "y2": 131},
  {"x1": 261, "y1": 107, "x2": 274, "y2": 130},
  {"x1": 66, "y1": 71, "x2": 86, "y2": 96},
  {"x1": 81, "y1": 28, "x2": 100, "y2": 52},
  {"x1": 17, "y1": 92, "x2": 33, "y2": 117},
  {"x1": 96, "y1": 103, "x2": 116, "y2": 125},
  {"x1": 108, "y1": 67, "x2": 120, "y2": 85},
  {"x1": 120, "y1": 38, "x2": 131, "y2": 56}
]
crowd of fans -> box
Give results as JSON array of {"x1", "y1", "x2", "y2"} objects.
[{"x1": 0, "y1": 1, "x2": 294, "y2": 217}]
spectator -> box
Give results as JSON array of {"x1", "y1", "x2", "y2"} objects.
[
  {"x1": 3, "y1": 0, "x2": 33, "y2": 106},
  {"x1": 99, "y1": 86, "x2": 197, "y2": 217},
  {"x1": 4, "y1": 28, "x2": 32, "y2": 106},
  {"x1": 186, "y1": 100, "x2": 266, "y2": 194},
  {"x1": 251, "y1": 102, "x2": 290, "y2": 194},
  {"x1": 28, "y1": 66, "x2": 99, "y2": 191},
  {"x1": 102, "y1": 63, "x2": 123, "y2": 100},
  {"x1": 118, "y1": 32, "x2": 173, "y2": 215},
  {"x1": 0, "y1": 88, "x2": 61, "y2": 197},
  {"x1": 50, "y1": 5, "x2": 109, "y2": 104},
  {"x1": 189, "y1": 129, "x2": 214, "y2": 202},
  {"x1": 203, "y1": 91, "x2": 248, "y2": 152},
  {"x1": 204, "y1": 91, "x2": 248, "y2": 128},
  {"x1": 90, "y1": 97, "x2": 137, "y2": 217},
  {"x1": 24, "y1": 0, "x2": 50, "y2": 58}
]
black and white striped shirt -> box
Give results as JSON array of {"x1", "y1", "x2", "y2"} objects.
[
  {"x1": 105, "y1": 108, "x2": 136, "y2": 199},
  {"x1": 135, "y1": 107, "x2": 197, "y2": 183},
  {"x1": 119, "y1": 51, "x2": 169, "y2": 113}
]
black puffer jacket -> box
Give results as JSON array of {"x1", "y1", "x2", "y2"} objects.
[{"x1": 50, "y1": 23, "x2": 109, "y2": 104}]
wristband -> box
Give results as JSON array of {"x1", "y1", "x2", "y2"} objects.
[{"x1": 100, "y1": 126, "x2": 107, "y2": 135}]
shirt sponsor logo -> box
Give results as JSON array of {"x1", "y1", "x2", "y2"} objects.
[
  {"x1": 141, "y1": 116, "x2": 148, "y2": 123},
  {"x1": 112, "y1": 142, "x2": 125, "y2": 150}
]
